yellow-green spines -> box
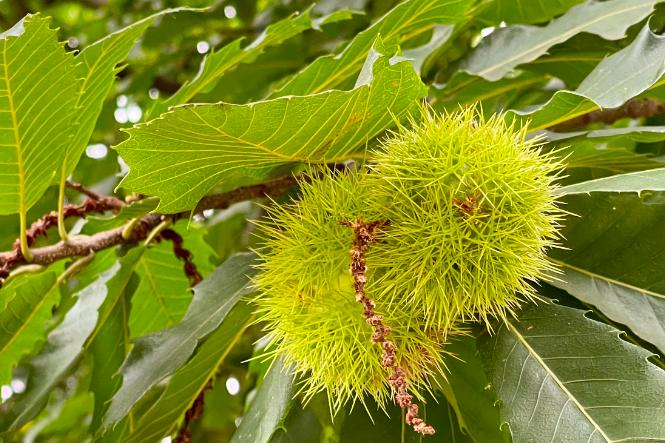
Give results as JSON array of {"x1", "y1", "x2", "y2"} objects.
[
  {"x1": 253, "y1": 170, "x2": 448, "y2": 410},
  {"x1": 368, "y1": 108, "x2": 564, "y2": 326}
]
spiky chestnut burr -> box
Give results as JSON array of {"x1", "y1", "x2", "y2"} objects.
[
  {"x1": 253, "y1": 107, "x2": 563, "y2": 431},
  {"x1": 253, "y1": 169, "x2": 449, "y2": 412},
  {"x1": 367, "y1": 107, "x2": 564, "y2": 327}
]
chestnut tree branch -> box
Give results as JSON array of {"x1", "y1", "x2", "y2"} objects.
[
  {"x1": 0, "y1": 173, "x2": 303, "y2": 281},
  {"x1": 549, "y1": 98, "x2": 665, "y2": 132}
]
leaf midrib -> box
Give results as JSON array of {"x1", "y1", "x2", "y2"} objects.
[
  {"x1": 504, "y1": 319, "x2": 611, "y2": 442},
  {"x1": 139, "y1": 258, "x2": 179, "y2": 324}
]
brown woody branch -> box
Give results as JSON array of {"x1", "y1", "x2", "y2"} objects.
[
  {"x1": 549, "y1": 98, "x2": 665, "y2": 132},
  {"x1": 0, "y1": 173, "x2": 303, "y2": 283},
  {"x1": 65, "y1": 180, "x2": 108, "y2": 201}
]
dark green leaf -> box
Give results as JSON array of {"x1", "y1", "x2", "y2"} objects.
[
  {"x1": 511, "y1": 23, "x2": 665, "y2": 130},
  {"x1": 274, "y1": 0, "x2": 472, "y2": 96},
  {"x1": 463, "y1": 0, "x2": 655, "y2": 81},
  {"x1": 147, "y1": 8, "x2": 354, "y2": 118},
  {"x1": 232, "y1": 357, "x2": 294, "y2": 443},
  {"x1": 4, "y1": 249, "x2": 141, "y2": 431},
  {"x1": 439, "y1": 334, "x2": 509, "y2": 442},
  {"x1": 89, "y1": 283, "x2": 133, "y2": 433},
  {"x1": 102, "y1": 253, "x2": 256, "y2": 429},
  {"x1": 129, "y1": 224, "x2": 216, "y2": 337},
  {"x1": 557, "y1": 168, "x2": 665, "y2": 195},
  {"x1": 0, "y1": 272, "x2": 58, "y2": 386},
  {"x1": 549, "y1": 192, "x2": 665, "y2": 355},
  {"x1": 478, "y1": 0, "x2": 586, "y2": 25},
  {"x1": 480, "y1": 301, "x2": 665, "y2": 442},
  {"x1": 123, "y1": 302, "x2": 253, "y2": 443}
]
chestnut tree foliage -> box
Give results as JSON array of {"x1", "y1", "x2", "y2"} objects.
[{"x1": 1, "y1": 0, "x2": 665, "y2": 441}]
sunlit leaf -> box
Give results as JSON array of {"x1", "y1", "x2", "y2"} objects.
[
  {"x1": 0, "y1": 15, "x2": 80, "y2": 215},
  {"x1": 59, "y1": 9, "x2": 192, "y2": 184},
  {"x1": 274, "y1": 0, "x2": 473, "y2": 96},
  {"x1": 116, "y1": 53, "x2": 426, "y2": 213}
]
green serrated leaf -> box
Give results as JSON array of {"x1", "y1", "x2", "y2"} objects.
[
  {"x1": 553, "y1": 142, "x2": 662, "y2": 184},
  {"x1": 102, "y1": 252, "x2": 256, "y2": 429},
  {"x1": 548, "y1": 192, "x2": 665, "y2": 356},
  {"x1": 433, "y1": 71, "x2": 548, "y2": 110},
  {"x1": 0, "y1": 271, "x2": 58, "y2": 386},
  {"x1": 511, "y1": 23, "x2": 665, "y2": 130},
  {"x1": 544, "y1": 126, "x2": 665, "y2": 144},
  {"x1": 402, "y1": 24, "x2": 454, "y2": 75},
  {"x1": 130, "y1": 223, "x2": 216, "y2": 337},
  {"x1": 124, "y1": 302, "x2": 253, "y2": 443},
  {"x1": 0, "y1": 15, "x2": 80, "y2": 216},
  {"x1": 116, "y1": 53, "x2": 427, "y2": 213},
  {"x1": 274, "y1": 0, "x2": 472, "y2": 96},
  {"x1": 478, "y1": 0, "x2": 586, "y2": 25},
  {"x1": 58, "y1": 8, "x2": 191, "y2": 187},
  {"x1": 548, "y1": 263, "x2": 665, "y2": 356},
  {"x1": 4, "y1": 249, "x2": 142, "y2": 431},
  {"x1": 480, "y1": 301, "x2": 665, "y2": 442},
  {"x1": 557, "y1": 168, "x2": 665, "y2": 195},
  {"x1": 463, "y1": 0, "x2": 656, "y2": 82},
  {"x1": 231, "y1": 357, "x2": 294, "y2": 443},
  {"x1": 147, "y1": 7, "x2": 351, "y2": 119}
]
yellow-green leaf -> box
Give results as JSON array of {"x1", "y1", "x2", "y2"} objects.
[{"x1": 0, "y1": 15, "x2": 80, "y2": 215}]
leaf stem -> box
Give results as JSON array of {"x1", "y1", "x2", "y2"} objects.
[
  {"x1": 57, "y1": 176, "x2": 68, "y2": 241},
  {"x1": 121, "y1": 218, "x2": 141, "y2": 240},
  {"x1": 19, "y1": 210, "x2": 33, "y2": 262},
  {"x1": 143, "y1": 219, "x2": 171, "y2": 246},
  {"x1": 56, "y1": 250, "x2": 95, "y2": 283}
]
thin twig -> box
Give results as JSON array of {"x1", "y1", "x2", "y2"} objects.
[
  {"x1": 158, "y1": 229, "x2": 203, "y2": 287},
  {"x1": 342, "y1": 219, "x2": 435, "y2": 436},
  {"x1": 549, "y1": 98, "x2": 665, "y2": 132},
  {"x1": 65, "y1": 180, "x2": 106, "y2": 201}
]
